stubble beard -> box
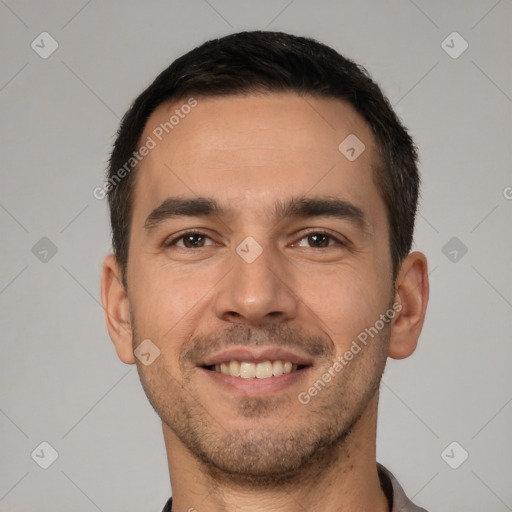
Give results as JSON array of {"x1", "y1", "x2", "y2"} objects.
[{"x1": 134, "y1": 321, "x2": 390, "y2": 488}]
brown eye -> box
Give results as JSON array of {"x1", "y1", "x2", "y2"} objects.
[
  {"x1": 166, "y1": 232, "x2": 215, "y2": 248},
  {"x1": 182, "y1": 234, "x2": 206, "y2": 248},
  {"x1": 307, "y1": 233, "x2": 331, "y2": 248},
  {"x1": 295, "y1": 232, "x2": 340, "y2": 248}
]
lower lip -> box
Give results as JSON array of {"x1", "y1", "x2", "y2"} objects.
[{"x1": 198, "y1": 367, "x2": 310, "y2": 397}]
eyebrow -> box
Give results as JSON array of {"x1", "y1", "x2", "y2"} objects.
[{"x1": 144, "y1": 196, "x2": 369, "y2": 233}]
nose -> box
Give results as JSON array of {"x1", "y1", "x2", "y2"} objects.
[{"x1": 212, "y1": 245, "x2": 299, "y2": 327}]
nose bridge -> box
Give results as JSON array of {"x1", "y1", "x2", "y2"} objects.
[{"x1": 213, "y1": 240, "x2": 298, "y2": 326}]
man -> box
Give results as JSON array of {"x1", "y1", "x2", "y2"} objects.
[{"x1": 101, "y1": 31, "x2": 429, "y2": 511}]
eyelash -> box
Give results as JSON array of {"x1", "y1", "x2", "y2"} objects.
[{"x1": 164, "y1": 230, "x2": 346, "y2": 249}]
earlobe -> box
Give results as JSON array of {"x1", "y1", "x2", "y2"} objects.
[
  {"x1": 101, "y1": 254, "x2": 135, "y2": 364},
  {"x1": 388, "y1": 251, "x2": 429, "y2": 360}
]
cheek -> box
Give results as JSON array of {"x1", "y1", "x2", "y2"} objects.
[
  {"x1": 129, "y1": 258, "x2": 221, "y2": 341},
  {"x1": 298, "y1": 265, "x2": 390, "y2": 346}
]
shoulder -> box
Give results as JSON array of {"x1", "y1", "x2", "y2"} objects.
[
  {"x1": 161, "y1": 496, "x2": 172, "y2": 512},
  {"x1": 378, "y1": 463, "x2": 430, "y2": 512}
]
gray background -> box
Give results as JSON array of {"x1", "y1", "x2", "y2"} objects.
[{"x1": 1, "y1": 1, "x2": 511, "y2": 511}]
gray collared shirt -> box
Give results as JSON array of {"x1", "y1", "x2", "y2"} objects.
[{"x1": 378, "y1": 463, "x2": 429, "y2": 512}]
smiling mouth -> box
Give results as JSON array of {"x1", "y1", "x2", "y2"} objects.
[{"x1": 203, "y1": 360, "x2": 308, "y2": 379}]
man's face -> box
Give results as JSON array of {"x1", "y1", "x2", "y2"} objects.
[{"x1": 126, "y1": 93, "x2": 395, "y2": 481}]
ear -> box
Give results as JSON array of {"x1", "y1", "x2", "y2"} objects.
[
  {"x1": 388, "y1": 251, "x2": 429, "y2": 360},
  {"x1": 101, "y1": 254, "x2": 135, "y2": 364}
]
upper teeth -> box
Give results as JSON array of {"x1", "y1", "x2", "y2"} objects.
[{"x1": 214, "y1": 360, "x2": 298, "y2": 379}]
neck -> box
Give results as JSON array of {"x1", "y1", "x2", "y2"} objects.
[{"x1": 163, "y1": 394, "x2": 388, "y2": 512}]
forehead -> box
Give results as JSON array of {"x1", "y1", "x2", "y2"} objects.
[{"x1": 132, "y1": 93, "x2": 384, "y2": 226}]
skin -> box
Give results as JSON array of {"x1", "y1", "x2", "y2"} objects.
[{"x1": 101, "y1": 93, "x2": 429, "y2": 512}]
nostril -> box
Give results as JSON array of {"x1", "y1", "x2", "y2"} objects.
[{"x1": 224, "y1": 312, "x2": 244, "y2": 322}]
